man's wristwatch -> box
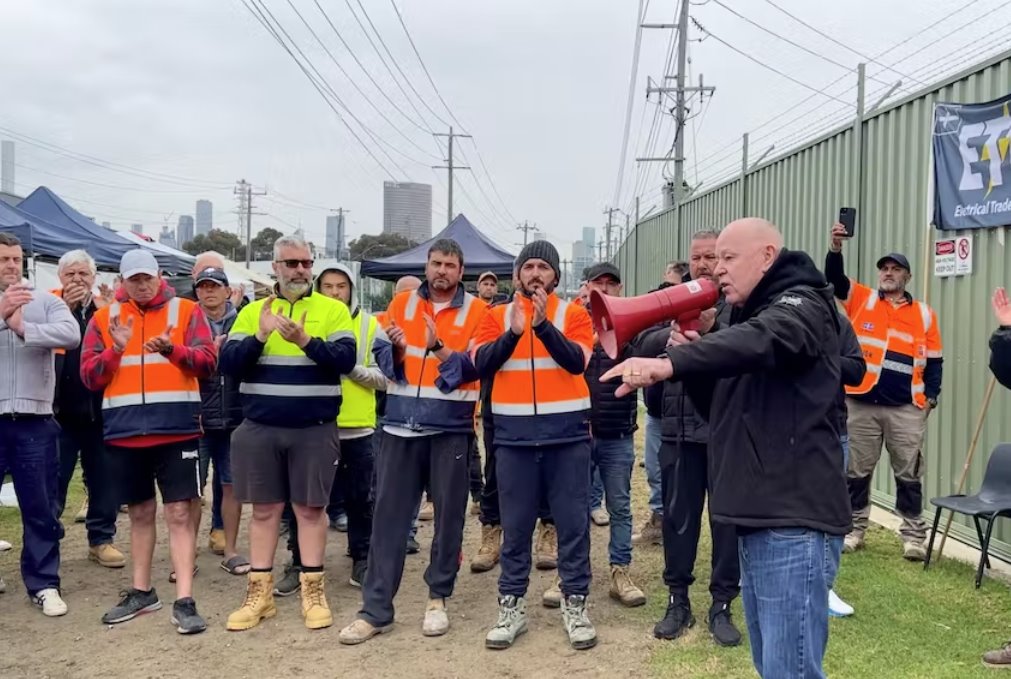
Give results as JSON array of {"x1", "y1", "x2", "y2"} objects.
[{"x1": 428, "y1": 338, "x2": 444, "y2": 352}]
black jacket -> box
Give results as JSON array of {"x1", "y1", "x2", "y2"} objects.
[
  {"x1": 668, "y1": 249, "x2": 852, "y2": 535},
  {"x1": 55, "y1": 300, "x2": 102, "y2": 422},
  {"x1": 835, "y1": 310, "x2": 866, "y2": 432},
  {"x1": 584, "y1": 342, "x2": 638, "y2": 438},
  {"x1": 990, "y1": 326, "x2": 1011, "y2": 389},
  {"x1": 199, "y1": 305, "x2": 244, "y2": 430}
]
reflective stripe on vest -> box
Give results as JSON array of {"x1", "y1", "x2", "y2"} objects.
[{"x1": 338, "y1": 311, "x2": 380, "y2": 429}]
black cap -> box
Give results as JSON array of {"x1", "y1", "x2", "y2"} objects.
[
  {"x1": 584, "y1": 262, "x2": 621, "y2": 284},
  {"x1": 876, "y1": 252, "x2": 911, "y2": 272},
  {"x1": 195, "y1": 266, "x2": 229, "y2": 287},
  {"x1": 515, "y1": 240, "x2": 560, "y2": 281}
]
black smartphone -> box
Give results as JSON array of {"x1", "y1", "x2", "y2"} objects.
[{"x1": 839, "y1": 207, "x2": 857, "y2": 237}]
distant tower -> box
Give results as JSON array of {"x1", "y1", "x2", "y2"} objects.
[{"x1": 1, "y1": 141, "x2": 14, "y2": 194}]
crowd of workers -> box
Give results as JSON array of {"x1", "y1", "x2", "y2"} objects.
[{"x1": 1, "y1": 215, "x2": 1011, "y2": 677}]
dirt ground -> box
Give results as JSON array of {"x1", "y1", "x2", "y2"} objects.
[{"x1": 0, "y1": 504, "x2": 657, "y2": 679}]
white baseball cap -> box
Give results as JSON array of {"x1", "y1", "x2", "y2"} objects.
[{"x1": 119, "y1": 249, "x2": 160, "y2": 279}]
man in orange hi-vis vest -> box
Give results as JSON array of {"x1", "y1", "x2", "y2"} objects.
[
  {"x1": 825, "y1": 223, "x2": 943, "y2": 562},
  {"x1": 81, "y1": 249, "x2": 218, "y2": 634},
  {"x1": 339, "y1": 239, "x2": 487, "y2": 645},
  {"x1": 473, "y1": 240, "x2": 597, "y2": 652}
]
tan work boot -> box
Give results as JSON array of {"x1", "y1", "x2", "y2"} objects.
[
  {"x1": 471, "y1": 524, "x2": 502, "y2": 573},
  {"x1": 74, "y1": 496, "x2": 89, "y2": 524},
  {"x1": 88, "y1": 543, "x2": 126, "y2": 568},
  {"x1": 534, "y1": 521, "x2": 558, "y2": 570},
  {"x1": 842, "y1": 533, "x2": 864, "y2": 553},
  {"x1": 227, "y1": 571, "x2": 277, "y2": 631},
  {"x1": 300, "y1": 571, "x2": 333, "y2": 630},
  {"x1": 632, "y1": 511, "x2": 663, "y2": 546},
  {"x1": 609, "y1": 564, "x2": 647, "y2": 607},
  {"x1": 208, "y1": 529, "x2": 225, "y2": 556},
  {"x1": 339, "y1": 618, "x2": 393, "y2": 645},
  {"x1": 903, "y1": 541, "x2": 926, "y2": 562},
  {"x1": 542, "y1": 576, "x2": 562, "y2": 608},
  {"x1": 419, "y1": 501, "x2": 435, "y2": 521}
]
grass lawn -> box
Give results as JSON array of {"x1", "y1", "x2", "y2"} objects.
[{"x1": 0, "y1": 471, "x2": 86, "y2": 574}]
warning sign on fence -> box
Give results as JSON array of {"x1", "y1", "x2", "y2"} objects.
[{"x1": 934, "y1": 234, "x2": 973, "y2": 277}]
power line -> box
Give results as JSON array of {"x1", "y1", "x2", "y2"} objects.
[
  {"x1": 612, "y1": 0, "x2": 648, "y2": 207},
  {"x1": 13, "y1": 163, "x2": 222, "y2": 194}
]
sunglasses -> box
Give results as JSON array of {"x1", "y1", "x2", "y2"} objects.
[{"x1": 276, "y1": 259, "x2": 314, "y2": 270}]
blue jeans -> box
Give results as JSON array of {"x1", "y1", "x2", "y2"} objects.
[
  {"x1": 826, "y1": 435, "x2": 850, "y2": 590},
  {"x1": 589, "y1": 467, "x2": 604, "y2": 511},
  {"x1": 739, "y1": 528, "x2": 838, "y2": 679},
  {"x1": 198, "y1": 429, "x2": 234, "y2": 532},
  {"x1": 591, "y1": 437, "x2": 635, "y2": 566},
  {"x1": 644, "y1": 414, "x2": 663, "y2": 514}
]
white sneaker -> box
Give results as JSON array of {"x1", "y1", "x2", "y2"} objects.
[
  {"x1": 486, "y1": 595, "x2": 528, "y2": 649},
  {"x1": 0, "y1": 576, "x2": 6, "y2": 593},
  {"x1": 828, "y1": 589, "x2": 854, "y2": 617},
  {"x1": 0, "y1": 540, "x2": 11, "y2": 551},
  {"x1": 33, "y1": 588, "x2": 68, "y2": 617},
  {"x1": 422, "y1": 598, "x2": 449, "y2": 636}
]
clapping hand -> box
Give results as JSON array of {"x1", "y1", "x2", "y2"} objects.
[
  {"x1": 255, "y1": 295, "x2": 278, "y2": 342},
  {"x1": 109, "y1": 315, "x2": 135, "y2": 353},
  {"x1": 144, "y1": 324, "x2": 175, "y2": 354},
  {"x1": 531, "y1": 288, "x2": 548, "y2": 326},
  {"x1": 423, "y1": 314, "x2": 437, "y2": 349},
  {"x1": 0, "y1": 284, "x2": 32, "y2": 320},
  {"x1": 275, "y1": 311, "x2": 310, "y2": 348},
  {"x1": 62, "y1": 282, "x2": 89, "y2": 309},
  {"x1": 508, "y1": 300, "x2": 525, "y2": 335},
  {"x1": 994, "y1": 287, "x2": 1011, "y2": 327},
  {"x1": 387, "y1": 321, "x2": 407, "y2": 350}
]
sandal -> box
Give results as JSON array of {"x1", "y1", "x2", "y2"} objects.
[
  {"x1": 220, "y1": 555, "x2": 251, "y2": 576},
  {"x1": 168, "y1": 565, "x2": 199, "y2": 583}
]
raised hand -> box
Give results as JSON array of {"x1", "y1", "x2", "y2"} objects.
[
  {"x1": 96, "y1": 283, "x2": 115, "y2": 308},
  {"x1": 0, "y1": 284, "x2": 32, "y2": 320},
  {"x1": 508, "y1": 300, "x2": 525, "y2": 335},
  {"x1": 994, "y1": 287, "x2": 1011, "y2": 327},
  {"x1": 423, "y1": 314, "x2": 438, "y2": 349},
  {"x1": 62, "y1": 282, "x2": 89, "y2": 309},
  {"x1": 144, "y1": 324, "x2": 175, "y2": 354},
  {"x1": 532, "y1": 288, "x2": 548, "y2": 326},
  {"x1": 387, "y1": 321, "x2": 407, "y2": 350},
  {"x1": 255, "y1": 295, "x2": 278, "y2": 342},
  {"x1": 109, "y1": 315, "x2": 135, "y2": 353},
  {"x1": 829, "y1": 222, "x2": 849, "y2": 253},
  {"x1": 230, "y1": 286, "x2": 244, "y2": 307}
]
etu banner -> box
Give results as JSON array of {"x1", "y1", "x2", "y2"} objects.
[{"x1": 932, "y1": 94, "x2": 1011, "y2": 230}]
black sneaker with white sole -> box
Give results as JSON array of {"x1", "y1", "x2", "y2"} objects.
[
  {"x1": 274, "y1": 563, "x2": 301, "y2": 597},
  {"x1": 171, "y1": 597, "x2": 207, "y2": 635},
  {"x1": 102, "y1": 588, "x2": 162, "y2": 624},
  {"x1": 350, "y1": 559, "x2": 367, "y2": 588}
]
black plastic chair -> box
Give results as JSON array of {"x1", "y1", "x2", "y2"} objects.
[{"x1": 924, "y1": 444, "x2": 1011, "y2": 588}]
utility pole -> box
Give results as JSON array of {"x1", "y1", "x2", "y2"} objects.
[
  {"x1": 636, "y1": 5, "x2": 716, "y2": 205},
  {"x1": 516, "y1": 220, "x2": 535, "y2": 246},
  {"x1": 234, "y1": 179, "x2": 266, "y2": 268},
  {"x1": 597, "y1": 240, "x2": 605, "y2": 262},
  {"x1": 560, "y1": 258, "x2": 571, "y2": 296},
  {"x1": 603, "y1": 207, "x2": 621, "y2": 259},
  {"x1": 330, "y1": 207, "x2": 350, "y2": 259},
  {"x1": 433, "y1": 126, "x2": 472, "y2": 227}
]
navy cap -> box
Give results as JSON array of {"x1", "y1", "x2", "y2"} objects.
[
  {"x1": 584, "y1": 262, "x2": 622, "y2": 284},
  {"x1": 876, "y1": 252, "x2": 911, "y2": 272},
  {"x1": 195, "y1": 266, "x2": 229, "y2": 287}
]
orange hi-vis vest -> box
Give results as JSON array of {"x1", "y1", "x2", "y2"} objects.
[
  {"x1": 383, "y1": 283, "x2": 487, "y2": 433},
  {"x1": 475, "y1": 292, "x2": 593, "y2": 446},
  {"x1": 93, "y1": 297, "x2": 203, "y2": 440},
  {"x1": 842, "y1": 281, "x2": 942, "y2": 408}
]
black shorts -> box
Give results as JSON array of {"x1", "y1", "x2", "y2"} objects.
[
  {"x1": 108, "y1": 440, "x2": 202, "y2": 506},
  {"x1": 230, "y1": 420, "x2": 340, "y2": 507}
]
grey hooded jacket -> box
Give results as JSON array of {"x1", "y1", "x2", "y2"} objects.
[{"x1": 0, "y1": 285, "x2": 81, "y2": 415}]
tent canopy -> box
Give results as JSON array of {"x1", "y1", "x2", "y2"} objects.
[
  {"x1": 17, "y1": 186, "x2": 194, "y2": 273},
  {"x1": 0, "y1": 201, "x2": 89, "y2": 259},
  {"x1": 360, "y1": 214, "x2": 516, "y2": 282}
]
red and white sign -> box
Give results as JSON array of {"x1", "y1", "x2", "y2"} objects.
[{"x1": 934, "y1": 234, "x2": 973, "y2": 277}]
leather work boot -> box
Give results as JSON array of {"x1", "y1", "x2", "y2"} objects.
[
  {"x1": 609, "y1": 564, "x2": 647, "y2": 607},
  {"x1": 339, "y1": 618, "x2": 392, "y2": 645},
  {"x1": 983, "y1": 642, "x2": 1011, "y2": 668},
  {"x1": 534, "y1": 522, "x2": 558, "y2": 570},
  {"x1": 208, "y1": 529, "x2": 225, "y2": 556},
  {"x1": 903, "y1": 541, "x2": 926, "y2": 562},
  {"x1": 226, "y1": 571, "x2": 277, "y2": 631},
  {"x1": 542, "y1": 576, "x2": 562, "y2": 608},
  {"x1": 631, "y1": 511, "x2": 663, "y2": 546},
  {"x1": 471, "y1": 524, "x2": 503, "y2": 573},
  {"x1": 88, "y1": 543, "x2": 126, "y2": 568},
  {"x1": 300, "y1": 571, "x2": 333, "y2": 630},
  {"x1": 74, "y1": 496, "x2": 89, "y2": 524},
  {"x1": 842, "y1": 533, "x2": 864, "y2": 553},
  {"x1": 561, "y1": 595, "x2": 597, "y2": 650}
]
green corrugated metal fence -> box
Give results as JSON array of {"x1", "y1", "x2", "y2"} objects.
[{"x1": 614, "y1": 50, "x2": 1011, "y2": 560}]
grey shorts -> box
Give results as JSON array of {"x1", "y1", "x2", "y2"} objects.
[{"x1": 230, "y1": 420, "x2": 340, "y2": 507}]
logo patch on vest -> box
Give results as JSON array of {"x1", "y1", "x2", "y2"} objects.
[
  {"x1": 777, "y1": 295, "x2": 803, "y2": 307},
  {"x1": 862, "y1": 322, "x2": 874, "y2": 331}
]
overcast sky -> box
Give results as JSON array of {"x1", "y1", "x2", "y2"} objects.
[{"x1": 2, "y1": 0, "x2": 1007, "y2": 260}]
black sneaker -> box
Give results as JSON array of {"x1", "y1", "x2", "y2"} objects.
[
  {"x1": 274, "y1": 563, "x2": 301, "y2": 597},
  {"x1": 350, "y1": 559, "x2": 367, "y2": 588},
  {"x1": 406, "y1": 537, "x2": 420, "y2": 555},
  {"x1": 171, "y1": 597, "x2": 207, "y2": 635},
  {"x1": 102, "y1": 588, "x2": 162, "y2": 624},
  {"x1": 654, "y1": 593, "x2": 694, "y2": 640},
  {"x1": 708, "y1": 601, "x2": 742, "y2": 647}
]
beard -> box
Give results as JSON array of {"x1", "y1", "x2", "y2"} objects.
[
  {"x1": 281, "y1": 278, "x2": 311, "y2": 297},
  {"x1": 879, "y1": 279, "x2": 904, "y2": 293}
]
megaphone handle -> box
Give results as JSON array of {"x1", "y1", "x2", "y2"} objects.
[{"x1": 677, "y1": 309, "x2": 702, "y2": 333}]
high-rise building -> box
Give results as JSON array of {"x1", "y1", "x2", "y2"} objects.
[
  {"x1": 176, "y1": 215, "x2": 195, "y2": 248},
  {"x1": 572, "y1": 233, "x2": 595, "y2": 283},
  {"x1": 131, "y1": 223, "x2": 144, "y2": 235},
  {"x1": 582, "y1": 227, "x2": 595, "y2": 250},
  {"x1": 195, "y1": 200, "x2": 213, "y2": 236},
  {"x1": 383, "y1": 181, "x2": 432, "y2": 242},
  {"x1": 158, "y1": 225, "x2": 176, "y2": 249},
  {"x1": 1, "y1": 141, "x2": 14, "y2": 195},
  {"x1": 325, "y1": 212, "x2": 346, "y2": 259}
]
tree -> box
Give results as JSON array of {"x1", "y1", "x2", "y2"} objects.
[
  {"x1": 182, "y1": 229, "x2": 245, "y2": 260},
  {"x1": 249, "y1": 227, "x2": 284, "y2": 261},
  {"x1": 348, "y1": 233, "x2": 416, "y2": 261}
]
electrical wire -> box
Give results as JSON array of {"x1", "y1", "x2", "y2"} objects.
[{"x1": 613, "y1": 0, "x2": 648, "y2": 207}]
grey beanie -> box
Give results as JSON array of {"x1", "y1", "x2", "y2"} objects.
[{"x1": 515, "y1": 240, "x2": 560, "y2": 281}]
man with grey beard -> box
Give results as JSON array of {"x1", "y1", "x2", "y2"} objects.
[{"x1": 220, "y1": 235, "x2": 357, "y2": 632}]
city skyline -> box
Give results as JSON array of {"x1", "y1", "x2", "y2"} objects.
[{"x1": 383, "y1": 181, "x2": 432, "y2": 243}]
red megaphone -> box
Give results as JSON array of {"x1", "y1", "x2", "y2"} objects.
[{"x1": 589, "y1": 278, "x2": 720, "y2": 359}]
